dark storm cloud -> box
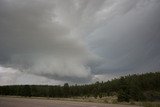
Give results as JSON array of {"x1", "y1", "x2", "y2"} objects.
[
  {"x1": 88, "y1": 0, "x2": 160, "y2": 75},
  {"x1": 0, "y1": 0, "x2": 160, "y2": 85},
  {"x1": 0, "y1": 0, "x2": 94, "y2": 84}
]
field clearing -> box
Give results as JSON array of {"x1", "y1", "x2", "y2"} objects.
[
  {"x1": 1, "y1": 96, "x2": 160, "y2": 107},
  {"x1": 51, "y1": 96, "x2": 118, "y2": 103},
  {"x1": 0, "y1": 96, "x2": 141, "y2": 107}
]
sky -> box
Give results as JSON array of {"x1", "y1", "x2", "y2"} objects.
[{"x1": 0, "y1": 0, "x2": 160, "y2": 85}]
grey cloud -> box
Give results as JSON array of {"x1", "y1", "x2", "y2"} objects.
[
  {"x1": 0, "y1": 0, "x2": 94, "y2": 83},
  {"x1": 88, "y1": 0, "x2": 160, "y2": 75},
  {"x1": 0, "y1": 0, "x2": 160, "y2": 85}
]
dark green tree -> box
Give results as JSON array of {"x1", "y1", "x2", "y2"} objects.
[{"x1": 63, "y1": 83, "x2": 70, "y2": 97}]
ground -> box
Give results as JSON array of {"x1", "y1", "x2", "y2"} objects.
[{"x1": 0, "y1": 97, "x2": 141, "y2": 107}]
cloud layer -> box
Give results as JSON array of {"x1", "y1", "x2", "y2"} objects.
[{"x1": 0, "y1": 0, "x2": 160, "y2": 85}]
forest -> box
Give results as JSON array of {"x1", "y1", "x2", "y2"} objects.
[{"x1": 0, "y1": 72, "x2": 160, "y2": 102}]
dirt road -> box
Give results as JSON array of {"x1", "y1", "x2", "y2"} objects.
[{"x1": 0, "y1": 97, "x2": 141, "y2": 107}]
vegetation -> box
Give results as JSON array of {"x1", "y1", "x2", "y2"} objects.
[
  {"x1": 138, "y1": 102, "x2": 160, "y2": 107},
  {"x1": 0, "y1": 72, "x2": 160, "y2": 103}
]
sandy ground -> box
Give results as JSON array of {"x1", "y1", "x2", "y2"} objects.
[{"x1": 0, "y1": 97, "x2": 141, "y2": 107}]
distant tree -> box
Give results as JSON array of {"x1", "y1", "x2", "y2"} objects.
[
  {"x1": 24, "y1": 85, "x2": 31, "y2": 97},
  {"x1": 0, "y1": 72, "x2": 160, "y2": 102},
  {"x1": 92, "y1": 87, "x2": 98, "y2": 99},
  {"x1": 118, "y1": 77, "x2": 130, "y2": 102},
  {"x1": 118, "y1": 89, "x2": 130, "y2": 102},
  {"x1": 18, "y1": 85, "x2": 31, "y2": 97},
  {"x1": 63, "y1": 83, "x2": 70, "y2": 97},
  {"x1": 129, "y1": 84, "x2": 145, "y2": 101}
]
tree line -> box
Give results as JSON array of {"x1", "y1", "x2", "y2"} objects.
[{"x1": 0, "y1": 72, "x2": 160, "y2": 102}]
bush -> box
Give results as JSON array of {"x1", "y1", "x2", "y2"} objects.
[
  {"x1": 118, "y1": 90, "x2": 130, "y2": 102},
  {"x1": 140, "y1": 102, "x2": 160, "y2": 107},
  {"x1": 144, "y1": 91, "x2": 160, "y2": 101}
]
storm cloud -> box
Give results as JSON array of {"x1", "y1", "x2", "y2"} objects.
[{"x1": 0, "y1": 0, "x2": 160, "y2": 85}]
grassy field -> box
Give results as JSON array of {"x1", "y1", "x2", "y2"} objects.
[
  {"x1": 52, "y1": 97, "x2": 160, "y2": 107},
  {"x1": 51, "y1": 96, "x2": 118, "y2": 104},
  {"x1": 0, "y1": 97, "x2": 142, "y2": 107},
  {"x1": 1, "y1": 95, "x2": 160, "y2": 107}
]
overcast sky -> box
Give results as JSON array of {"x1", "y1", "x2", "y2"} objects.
[{"x1": 0, "y1": 0, "x2": 160, "y2": 85}]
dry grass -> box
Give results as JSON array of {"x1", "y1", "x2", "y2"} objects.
[
  {"x1": 136, "y1": 102, "x2": 160, "y2": 107},
  {"x1": 51, "y1": 96, "x2": 118, "y2": 104}
]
